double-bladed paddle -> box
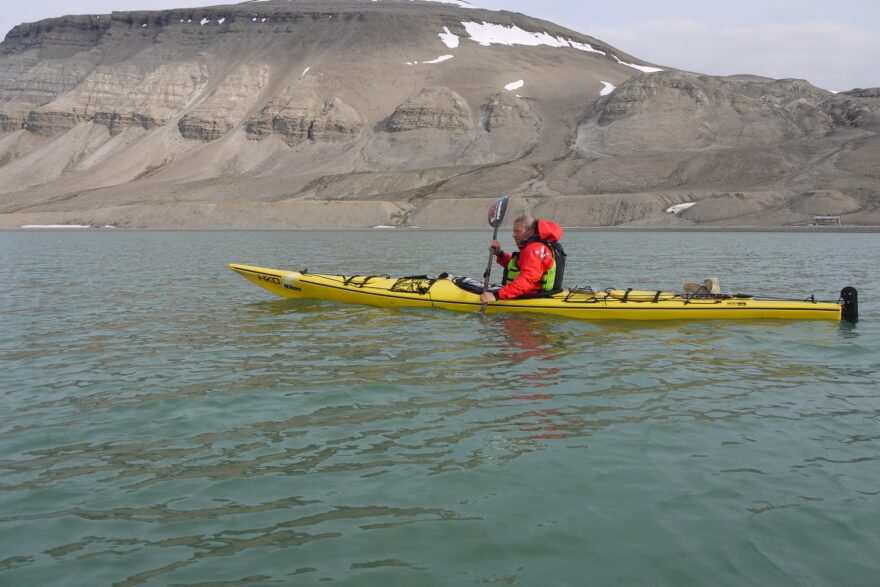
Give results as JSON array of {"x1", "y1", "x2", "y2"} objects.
[{"x1": 478, "y1": 196, "x2": 509, "y2": 315}]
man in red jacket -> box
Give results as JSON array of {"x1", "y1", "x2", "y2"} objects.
[{"x1": 479, "y1": 215, "x2": 565, "y2": 304}]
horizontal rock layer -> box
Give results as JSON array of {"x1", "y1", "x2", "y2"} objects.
[{"x1": 0, "y1": 0, "x2": 877, "y2": 227}]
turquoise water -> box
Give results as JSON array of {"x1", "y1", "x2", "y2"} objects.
[{"x1": 1, "y1": 229, "x2": 878, "y2": 586}]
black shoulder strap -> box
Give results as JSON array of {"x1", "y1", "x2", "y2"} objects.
[{"x1": 544, "y1": 240, "x2": 566, "y2": 292}]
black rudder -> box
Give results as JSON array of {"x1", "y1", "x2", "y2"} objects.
[{"x1": 840, "y1": 287, "x2": 858, "y2": 323}]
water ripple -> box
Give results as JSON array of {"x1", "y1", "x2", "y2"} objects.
[{"x1": 1, "y1": 230, "x2": 879, "y2": 586}]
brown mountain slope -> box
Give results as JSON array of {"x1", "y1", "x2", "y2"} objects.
[{"x1": 0, "y1": 0, "x2": 877, "y2": 228}]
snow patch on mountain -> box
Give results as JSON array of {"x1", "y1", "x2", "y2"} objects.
[
  {"x1": 612, "y1": 55, "x2": 663, "y2": 73},
  {"x1": 439, "y1": 26, "x2": 460, "y2": 48},
  {"x1": 666, "y1": 202, "x2": 696, "y2": 215},
  {"x1": 423, "y1": 55, "x2": 454, "y2": 64},
  {"x1": 461, "y1": 21, "x2": 605, "y2": 55},
  {"x1": 371, "y1": 0, "x2": 473, "y2": 6}
]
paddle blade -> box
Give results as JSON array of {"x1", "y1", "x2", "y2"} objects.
[{"x1": 487, "y1": 196, "x2": 509, "y2": 228}]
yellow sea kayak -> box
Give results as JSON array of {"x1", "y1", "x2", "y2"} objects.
[{"x1": 229, "y1": 263, "x2": 858, "y2": 322}]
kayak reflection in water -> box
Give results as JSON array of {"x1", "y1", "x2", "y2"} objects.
[
  {"x1": 479, "y1": 215, "x2": 566, "y2": 304},
  {"x1": 499, "y1": 314, "x2": 561, "y2": 385},
  {"x1": 497, "y1": 314, "x2": 575, "y2": 439}
]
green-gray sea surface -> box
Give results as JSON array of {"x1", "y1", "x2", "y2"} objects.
[{"x1": 1, "y1": 229, "x2": 878, "y2": 586}]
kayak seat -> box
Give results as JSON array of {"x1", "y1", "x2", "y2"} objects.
[
  {"x1": 512, "y1": 289, "x2": 564, "y2": 300},
  {"x1": 451, "y1": 277, "x2": 561, "y2": 298}
]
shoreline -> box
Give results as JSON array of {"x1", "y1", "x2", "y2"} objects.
[
  {"x1": 2, "y1": 192, "x2": 878, "y2": 232},
  {"x1": 4, "y1": 225, "x2": 880, "y2": 233}
]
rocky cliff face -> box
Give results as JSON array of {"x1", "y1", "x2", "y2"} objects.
[
  {"x1": 177, "y1": 64, "x2": 270, "y2": 140},
  {"x1": 386, "y1": 86, "x2": 474, "y2": 132},
  {"x1": 246, "y1": 90, "x2": 364, "y2": 145},
  {"x1": 24, "y1": 61, "x2": 210, "y2": 135},
  {"x1": 0, "y1": 0, "x2": 878, "y2": 228},
  {"x1": 580, "y1": 73, "x2": 874, "y2": 155},
  {"x1": 481, "y1": 91, "x2": 541, "y2": 132}
]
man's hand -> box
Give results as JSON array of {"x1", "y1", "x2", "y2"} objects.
[
  {"x1": 480, "y1": 291, "x2": 497, "y2": 304},
  {"x1": 488, "y1": 240, "x2": 502, "y2": 255}
]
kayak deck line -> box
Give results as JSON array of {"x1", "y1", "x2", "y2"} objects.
[{"x1": 228, "y1": 263, "x2": 857, "y2": 323}]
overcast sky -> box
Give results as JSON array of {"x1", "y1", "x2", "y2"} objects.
[{"x1": 2, "y1": 0, "x2": 878, "y2": 91}]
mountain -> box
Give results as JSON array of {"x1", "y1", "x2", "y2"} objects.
[{"x1": 0, "y1": 0, "x2": 878, "y2": 228}]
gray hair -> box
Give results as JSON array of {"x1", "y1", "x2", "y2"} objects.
[{"x1": 513, "y1": 215, "x2": 537, "y2": 232}]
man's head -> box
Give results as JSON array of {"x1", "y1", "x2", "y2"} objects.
[{"x1": 512, "y1": 215, "x2": 537, "y2": 247}]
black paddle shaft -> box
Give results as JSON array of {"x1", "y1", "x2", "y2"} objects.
[
  {"x1": 482, "y1": 223, "x2": 501, "y2": 285},
  {"x1": 479, "y1": 196, "x2": 509, "y2": 314}
]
